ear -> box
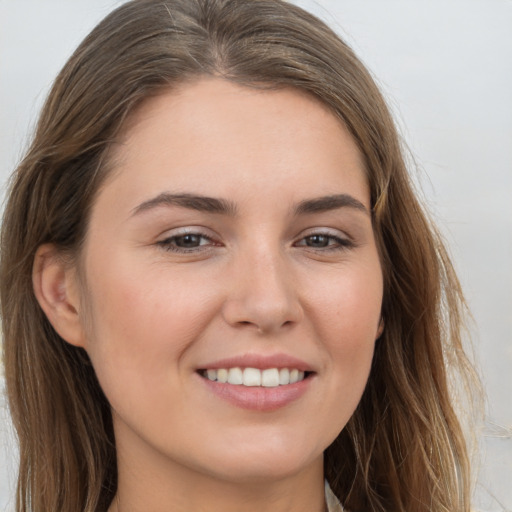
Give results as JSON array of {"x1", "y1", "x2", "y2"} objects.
[{"x1": 32, "y1": 244, "x2": 87, "y2": 348}]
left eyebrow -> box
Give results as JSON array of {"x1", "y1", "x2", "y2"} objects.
[{"x1": 294, "y1": 194, "x2": 369, "y2": 216}]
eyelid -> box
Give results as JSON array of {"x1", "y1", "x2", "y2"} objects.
[
  {"x1": 156, "y1": 225, "x2": 218, "y2": 239},
  {"x1": 296, "y1": 226, "x2": 352, "y2": 241},
  {"x1": 156, "y1": 226, "x2": 221, "y2": 253},
  {"x1": 293, "y1": 227, "x2": 355, "y2": 250}
]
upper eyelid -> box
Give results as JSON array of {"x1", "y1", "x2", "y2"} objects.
[
  {"x1": 158, "y1": 226, "x2": 217, "y2": 240},
  {"x1": 295, "y1": 226, "x2": 352, "y2": 240}
]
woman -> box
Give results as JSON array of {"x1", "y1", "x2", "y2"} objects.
[{"x1": 0, "y1": 1, "x2": 477, "y2": 511}]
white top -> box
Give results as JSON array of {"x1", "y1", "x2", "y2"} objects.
[{"x1": 325, "y1": 481, "x2": 344, "y2": 512}]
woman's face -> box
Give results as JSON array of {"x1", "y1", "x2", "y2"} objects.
[{"x1": 76, "y1": 79, "x2": 383, "y2": 484}]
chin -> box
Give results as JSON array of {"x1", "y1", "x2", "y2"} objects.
[
  {"x1": 198, "y1": 439, "x2": 324, "y2": 484},
  {"x1": 213, "y1": 457, "x2": 321, "y2": 485}
]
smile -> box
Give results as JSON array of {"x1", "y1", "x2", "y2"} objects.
[{"x1": 201, "y1": 367, "x2": 308, "y2": 387}]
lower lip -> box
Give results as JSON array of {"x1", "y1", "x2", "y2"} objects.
[{"x1": 198, "y1": 374, "x2": 313, "y2": 411}]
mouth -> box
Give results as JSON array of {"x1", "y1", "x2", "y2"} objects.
[
  {"x1": 198, "y1": 367, "x2": 314, "y2": 387},
  {"x1": 196, "y1": 354, "x2": 316, "y2": 410}
]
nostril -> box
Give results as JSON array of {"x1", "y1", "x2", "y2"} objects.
[
  {"x1": 234, "y1": 320, "x2": 260, "y2": 330},
  {"x1": 236, "y1": 320, "x2": 294, "y2": 331}
]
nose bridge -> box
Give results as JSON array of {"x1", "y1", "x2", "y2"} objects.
[{"x1": 222, "y1": 239, "x2": 302, "y2": 332}]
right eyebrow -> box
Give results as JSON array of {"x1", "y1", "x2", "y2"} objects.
[{"x1": 130, "y1": 193, "x2": 238, "y2": 217}]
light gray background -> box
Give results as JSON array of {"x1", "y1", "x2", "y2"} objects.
[{"x1": 1, "y1": 1, "x2": 511, "y2": 510}]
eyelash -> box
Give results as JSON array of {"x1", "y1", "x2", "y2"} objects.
[
  {"x1": 157, "y1": 231, "x2": 217, "y2": 253},
  {"x1": 294, "y1": 233, "x2": 354, "y2": 252},
  {"x1": 156, "y1": 230, "x2": 354, "y2": 254}
]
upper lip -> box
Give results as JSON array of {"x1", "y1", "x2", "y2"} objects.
[{"x1": 197, "y1": 353, "x2": 314, "y2": 372}]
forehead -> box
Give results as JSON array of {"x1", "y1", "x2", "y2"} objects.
[{"x1": 98, "y1": 78, "x2": 369, "y2": 215}]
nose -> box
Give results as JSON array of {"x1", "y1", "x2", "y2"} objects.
[{"x1": 221, "y1": 247, "x2": 303, "y2": 334}]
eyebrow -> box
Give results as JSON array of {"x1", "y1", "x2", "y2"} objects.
[
  {"x1": 131, "y1": 192, "x2": 368, "y2": 218},
  {"x1": 294, "y1": 194, "x2": 369, "y2": 216},
  {"x1": 131, "y1": 193, "x2": 238, "y2": 217}
]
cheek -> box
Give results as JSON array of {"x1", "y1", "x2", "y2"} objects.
[
  {"x1": 81, "y1": 257, "x2": 220, "y2": 386},
  {"x1": 307, "y1": 260, "x2": 382, "y2": 388},
  {"x1": 311, "y1": 260, "x2": 383, "y2": 339}
]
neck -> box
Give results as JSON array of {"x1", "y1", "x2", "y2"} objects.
[
  {"x1": 113, "y1": 474, "x2": 326, "y2": 512},
  {"x1": 110, "y1": 436, "x2": 325, "y2": 512}
]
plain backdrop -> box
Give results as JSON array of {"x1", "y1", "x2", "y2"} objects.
[{"x1": 1, "y1": 1, "x2": 511, "y2": 510}]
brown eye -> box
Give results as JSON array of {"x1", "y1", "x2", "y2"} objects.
[
  {"x1": 173, "y1": 234, "x2": 204, "y2": 248},
  {"x1": 304, "y1": 234, "x2": 331, "y2": 248},
  {"x1": 295, "y1": 232, "x2": 354, "y2": 252},
  {"x1": 157, "y1": 232, "x2": 215, "y2": 253}
]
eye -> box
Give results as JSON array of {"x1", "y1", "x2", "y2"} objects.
[
  {"x1": 295, "y1": 232, "x2": 354, "y2": 251},
  {"x1": 157, "y1": 231, "x2": 217, "y2": 253}
]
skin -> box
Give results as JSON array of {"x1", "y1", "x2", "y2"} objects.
[{"x1": 34, "y1": 79, "x2": 383, "y2": 512}]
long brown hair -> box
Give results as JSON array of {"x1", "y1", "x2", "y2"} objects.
[{"x1": 1, "y1": 1, "x2": 477, "y2": 510}]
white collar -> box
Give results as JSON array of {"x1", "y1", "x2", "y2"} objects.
[{"x1": 325, "y1": 480, "x2": 344, "y2": 512}]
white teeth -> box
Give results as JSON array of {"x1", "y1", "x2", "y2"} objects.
[
  {"x1": 227, "y1": 367, "x2": 243, "y2": 385},
  {"x1": 243, "y1": 367, "x2": 261, "y2": 386},
  {"x1": 217, "y1": 368, "x2": 228, "y2": 383},
  {"x1": 279, "y1": 368, "x2": 290, "y2": 385},
  {"x1": 261, "y1": 368, "x2": 280, "y2": 387},
  {"x1": 203, "y1": 367, "x2": 308, "y2": 386}
]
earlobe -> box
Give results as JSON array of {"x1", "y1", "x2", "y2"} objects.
[{"x1": 32, "y1": 244, "x2": 86, "y2": 348}]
